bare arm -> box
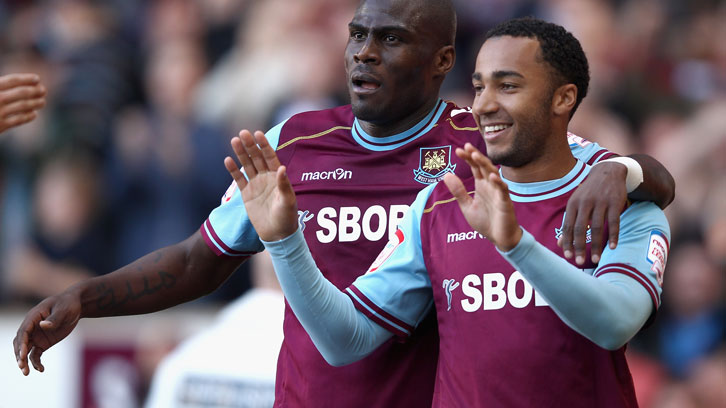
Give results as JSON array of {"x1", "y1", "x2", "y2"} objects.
[
  {"x1": 14, "y1": 230, "x2": 244, "y2": 375},
  {"x1": 559, "y1": 154, "x2": 675, "y2": 265}
]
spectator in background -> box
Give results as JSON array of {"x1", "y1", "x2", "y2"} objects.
[
  {"x1": 2, "y1": 151, "x2": 110, "y2": 304},
  {"x1": 656, "y1": 241, "x2": 725, "y2": 379},
  {"x1": 144, "y1": 251, "x2": 283, "y2": 408},
  {"x1": 194, "y1": 0, "x2": 356, "y2": 133},
  {"x1": 106, "y1": 35, "x2": 230, "y2": 268}
]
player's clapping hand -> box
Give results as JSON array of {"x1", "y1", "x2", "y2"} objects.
[
  {"x1": 13, "y1": 291, "x2": 82, "y2": 376},
  {"x1": 0, "y1": 73, "x2": 46, "y2": 134},
  {"x1": 224, "y1": 130, "x2": 299, "y2": 242},
  {"x1": 443, "y1": 143, "x2": 522, "y2": 252}
]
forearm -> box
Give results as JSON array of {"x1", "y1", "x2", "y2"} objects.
[
  {"x1": 626, "y1": 154, "x2": 675, "y2": 209},
  {"x1": 75, "y1": 231, "x2": 242, "y2": 318},
  {"x1": 500, "y1": 229, "x2": 652, "y2": 350},
  {"x1": 263, "y1": 228, "x2": 392, "y2": 366}
]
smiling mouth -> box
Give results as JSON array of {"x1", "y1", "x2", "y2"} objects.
[{"x1": 483, "y1": 124, "x2": 512, "y2": 134}]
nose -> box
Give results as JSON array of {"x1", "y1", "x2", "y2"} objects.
[
  {"x1": 353, "y1": 37, "x2": 380, "y2": 64},
  {"x1": 472, "y1": 88, "x2": 499, "y2": 117}
]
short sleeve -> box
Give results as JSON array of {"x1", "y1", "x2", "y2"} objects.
[
  {"x1": 567, "y1": 132, "x2": 616, "y2": 165},
  {"x1": 200, "y1": 121, "x2": 287, "y2": 257},
  {"x1": 345, "y1": 184, "x2": 436, "y2": 338}
]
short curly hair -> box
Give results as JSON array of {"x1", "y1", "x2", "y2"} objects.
[{"x1": 484, "y1": 17, "x2": 590, "y2": 118}]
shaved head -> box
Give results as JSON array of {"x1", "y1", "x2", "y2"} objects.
[{"x1": 356, "y1": 0, "x2": 456, "y2": 47}]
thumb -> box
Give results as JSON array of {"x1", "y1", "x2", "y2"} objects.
[
  {"x1": 39, "y1": 319, "x2": 54, "y2": 329},
  {"x1": 443, "y1": 173, "x2": 470, "y2": 207},
  {"x1": 39, "y1": 313, "x2": 58, "y2": 329}
]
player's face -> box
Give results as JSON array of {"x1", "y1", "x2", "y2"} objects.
[
  {"x1": 470, "y1": 36, "x2": 557, "y2": 168},
  {"x1": 345, "y1": 0, "x2": 440, "y2": 126}
]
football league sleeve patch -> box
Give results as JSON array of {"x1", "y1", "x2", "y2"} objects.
[
  {"x1": 595, "y1": 201, "x2": 670, "y2": 310},
  {"x1": 567, "y1": 132, "x2": 615, "y2": 165}
]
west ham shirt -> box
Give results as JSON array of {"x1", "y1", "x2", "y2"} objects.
[
  {"x1": 347, "y1": 160, "x2": 670, "y2": 407},
  {"x1": 203, "y1": 100, "x2": 614, "y2": 407}
]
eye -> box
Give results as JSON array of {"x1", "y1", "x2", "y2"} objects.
[
  {"x1": 472, "y1": 84, "x2": 483, "y2": 94},
  {"x1": 500, "y1": 83, "x2": 517, "y2": 91},
  {"x1": 383, "y1": 34, "x2": 399, "y2": 43},
  {"x1": 350, "y1": 31, "x2": 366, "y2": 41}
]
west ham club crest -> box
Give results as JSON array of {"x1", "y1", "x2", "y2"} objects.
[{"x1": 413, "y1": 146, "x2": 457, "y2": 184}]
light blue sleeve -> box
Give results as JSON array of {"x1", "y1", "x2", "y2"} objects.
[
  {"x1": 262, "y1": 229, "x2": 393, "y2": 366},
  {"x1": 203, "y1": 121, "x2": 287, "y2": 256},
  {"x1": 347, "y1": 184, "x2": 435, "y2": 335},
  {"x1": 499, "y1": 201, "x2": 670, "y2": 350},
  {"x1": 567, "y1": 132, "x2": 612, "y2": 164},
  {"x1": 259, "y1": 183, "x2": 436, "y2": 366}
]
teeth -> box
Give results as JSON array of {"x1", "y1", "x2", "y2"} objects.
[{"x1": 484, "y1": 124, "x2": 510, "y2": 133}]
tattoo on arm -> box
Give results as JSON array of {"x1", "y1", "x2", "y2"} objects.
[{"x1": 95, "y1": 270, "x2": 178, "y2": 312}]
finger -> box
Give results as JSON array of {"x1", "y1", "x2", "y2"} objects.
[
  {"x1": 606, "y1": 204, "x2": 621, "y2": 250},
  {"x1": 558, "y1": 202, "x2": 578, "y2": 259},
  {"x1": 13, "y1": 333, "x2": 30, "y2": 375},
  {"x1": 443, "y1": 173, "x2": 471, "y2": 208},
  {"x1": 0, "y1": 74, "x2": 41, "y2": 91},
  {"x1": 276, "y1": 165, "x2": 295, "y2": 200},
  {"x1": 254, "y1": 131, "x2": 281, "y2": 171},
  {"x1": 456, "y1": 147, "x2": 486, "y2": 180},
  {"x1": 571, "y1": 205, "x2": 593, "y2": 265},
  {"x1": 488, "y1": 171, "x2": 510, "y2": 201},
  {"x1": 588, "y1": 205, "x2": 606, "y2": 264},
  {"x1": 1, "y1": 112, "x2": 37, "y2": 130},
  {"x1": 455, "y1": 147, "x2": 484, "y2": 179},
  {"x1": 0, "y1": 97, "x2": 46, "y2": 117},
  {"x1": 240, "y1": 130, "x2": 270, "y2": 174},
  {"x1": 224, "y1": 156, "x2": 248, "y2": 190},
  {"x1": 29, "y1": 347, "x2": 45, "y2": 373},
  {"x1": 231, "y1": 133, "x2": 258, "y2": 179},
  {"x1": 470, "y1": 150, "x2": 498, "y2": 176},
  {"x1": 0, "y1": 85, "x2": 46, "y2": 104}
]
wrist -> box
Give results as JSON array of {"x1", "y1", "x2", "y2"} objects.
[
  {"x1": 597, "y1": 156, "x2": 643, "y2": 193},
  {"x1": 495, "y1": 227, "x2": 523, "y2": 252}
]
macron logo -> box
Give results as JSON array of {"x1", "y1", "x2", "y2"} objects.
[
  {"x1": 447, "y1": 230, "x2": 484, "y2": 243},
  {"x1": 301, "y1": 168, "x2": 353, "y2": 181}
]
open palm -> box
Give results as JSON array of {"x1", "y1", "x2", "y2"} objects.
[
  {"x1": 224, "y1": 130, "x2": 299, "y2": 242},
  {"x1": 443, "y1": 144, "x2": 522, "y2": 252}
]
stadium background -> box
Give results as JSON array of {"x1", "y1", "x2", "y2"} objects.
[{"x1": 0, "y1": 0, "x2": 724, "y2": 406}]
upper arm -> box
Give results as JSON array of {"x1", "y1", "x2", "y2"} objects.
[
  {"x1": 595, "y1": 202, "x2": 671, "y2": 312},
  {"x1": 183, "y1": 230, "x2": 248, "y2": 294}
]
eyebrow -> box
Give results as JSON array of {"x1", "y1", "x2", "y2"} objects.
[
  {"x1": 472, "y1": 70, "x2": 524, "y2": 81},
  {"x1": 348, "y1": 22, "x2": 411, "y2": 35}
]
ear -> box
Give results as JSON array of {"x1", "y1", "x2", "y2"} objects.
[
  {"x1": 552, "y1": 83, "x2": 577, "y2": 117},
  {"x1": 434, "y1": 45, "x2": 456, "y2": 77}
]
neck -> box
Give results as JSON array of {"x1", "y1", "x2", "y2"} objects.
[
  {"x1": 357, "y1": 97, "x2": 439, "y2": 138},
  {"x1": 500, "y1": 132, "x2": 577, "y2": 183}
]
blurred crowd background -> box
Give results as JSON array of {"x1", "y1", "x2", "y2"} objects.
[{"x1": 0, "y1": 0, "x2": 724, "y2": 407}]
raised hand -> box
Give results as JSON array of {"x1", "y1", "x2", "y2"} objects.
[
  {"x1": 224, "y1": 130, "x2": 299, "y2": 242},
  {"x1": 0, "y1": 73, "x2": 46, "y2": 134},
  {"x1": 13, "y1": 291, "x2": 82, "y2": 376},
  {"x1": 443, "y1": 143, "x2": 522, "y2": 251}
]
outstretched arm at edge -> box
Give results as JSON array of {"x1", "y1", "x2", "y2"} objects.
[
  {"x1": 263, "y1": 228, "x2": 392, "y2": 366},
  {"x1": 14, "y1": 230, "x2": 244, "y2": 375}
]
